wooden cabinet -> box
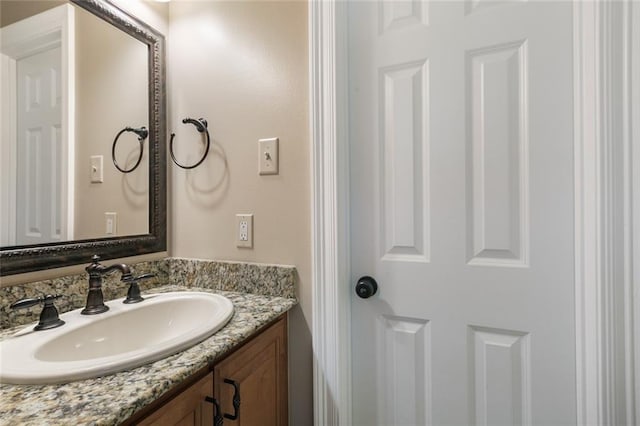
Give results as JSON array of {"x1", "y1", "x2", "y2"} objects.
[
  {"x1": 133, "y1": 315, "x2": 287, "y2": 426},
  {"x1": 137, "y1": 373, "x2": 214, "y2": 426},
  {"x1": 214, "y1": 315, "x2": 287, "y2": 426}
]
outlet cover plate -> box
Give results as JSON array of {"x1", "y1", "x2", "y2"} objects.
[
  {"x1": 236, "y1": 214, "x2": 253, "y2": 248},
  {"x1": 105, "y1": 212, "x2": 117, "y2": 235}
]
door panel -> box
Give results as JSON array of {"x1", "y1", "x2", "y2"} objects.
[
  {"x1": 468, "y1": 326, "x2": 531, "y2": 426},
  {"x1": 378, "y1": 315, "x2": 432, "y2": 425},
  {"x1": 380, "y1": 60, "x2": 430, "y2": 262},
  {"x1": 349, "y1": 1, "x2": 575, "y2": 425},
  {"x1": 466, "y1": 41, "x2": 528, "y2": 266}
]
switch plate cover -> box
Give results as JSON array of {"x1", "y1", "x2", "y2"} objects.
[
  {"x1": 91, "y1": 155, "x2": 104, "y2": 183},
  {"x1": 258, "y1": 138, "x2": 278, "y2": 175}
]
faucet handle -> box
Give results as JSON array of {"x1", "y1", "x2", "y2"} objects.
[
  {"x1": 123, "y1": 273, "x2": 156, "y2": 304},
  {"x1": 133, "y1": 273, "x2": 156, "y2": 281},
  {"x1": 10, "y1": 295, "x2": 65, "y2": 331},
  {"x1": 10, "y1": 294, "x2": 61, "y2": 310},
  {"x1": 10, "y1": 296, "x2": 44, "y2": 310}
]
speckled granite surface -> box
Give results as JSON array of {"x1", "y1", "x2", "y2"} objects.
[
  {"x1": 0, "y1": 260, "x2": 169, "y2": 330},
  {"x1": 0, "y1": 286, "x2": 296, "y2": 426},
  {"x1": 0, "y1": 258, "x2": 296, "y2": 329},
  {"x1": 168, "y1": 258, "x2": 296, "y2": 299},
  {"x1": 0, "y1": 258, "x2": 297, "y2": 425}
]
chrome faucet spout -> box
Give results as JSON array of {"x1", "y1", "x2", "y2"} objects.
[{"x1": 82, "y1": 255, "x2": 132, "y2": 315}]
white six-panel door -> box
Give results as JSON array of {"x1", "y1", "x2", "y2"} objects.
[
  {"x1": 349, "y1": 1, "x2": 576, "y2": 425},
  {"x1": 16, "y1": 47, "x2": 64, "y2": 245}
]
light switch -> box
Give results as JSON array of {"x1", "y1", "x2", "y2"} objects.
[
  {"x1": 91, "y1": 155, "x2": 104, "y2": 183},
  {"x1": 259, "y1": 138, "x2": 278, "y2": 175}
]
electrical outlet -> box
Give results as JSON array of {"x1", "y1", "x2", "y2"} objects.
[
  {"x1": 236, "y1": 214, "x2": 253, "y2": 248},
  {"x1": 105, "y1": 212, "x2": 117, "y2": 235},
  {"x1": 258, "y1": 138, "x2": 278, "y2": 175}
]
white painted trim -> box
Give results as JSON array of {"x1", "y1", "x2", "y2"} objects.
[
  {"x1": 0, "y1": 4, "x2": 75, "y2": 242},
  {"x1": 62, "y1": 4, "x2": 76, "y2": 241},
  {"x1": 621, "y1": 2, "x2": 638, "y2": 424},
  {"x1": 0, "y1": 54, "x2": 17, "y2": 246},
  {"x1": 573, "y1": 3, "x2": 600, "y2": 423},
  {"x1": 310, "y1": 1, "x2": 352, "y2": 425},
  {"x1": 629, "y1": 1, "x2": 640, "y2": 422},
  {"x1": 573, "y1": 2, "x2": 606, "y2": 424},
  {"x1": 574, "y1": 1, "x2": 636, "y2": 424}
]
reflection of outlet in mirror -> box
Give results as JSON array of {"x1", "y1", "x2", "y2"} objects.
[
  {"x1": 105, "y1": 212, "x2": 117, "y2": 235},
  {"x1": 90, "y1": 155, "x2": 104, "y2": 183},
  {"x1": 236, "y1": 214, "x2": 253, "y2": 248}
]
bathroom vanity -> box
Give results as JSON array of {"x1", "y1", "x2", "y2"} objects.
[
  {"x1": 0, "y1": 287, "x2": 294, "y2": 425},
  {"x1": 134, "y1": 314, "x2": 287, "y2": 426},
  {"x1": 0, "y1": 259, "x2": 297, "y2": 425}
]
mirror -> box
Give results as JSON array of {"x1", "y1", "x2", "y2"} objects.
[
  {"x1": 1, "y1": 1, "x2": 149, "y2": 245},
  {"x1": 0, "y1": 0, "x2": 166, "y2": 276}
]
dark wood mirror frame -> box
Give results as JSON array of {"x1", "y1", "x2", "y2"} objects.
[{"x1": 0, "y1": 0, "x2": 167, "y2": 276}]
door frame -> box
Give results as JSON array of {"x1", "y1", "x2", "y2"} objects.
[
  {"x1": 573, "y1": 1, "x2": 638, "y2": 424},
  {"x1": 0, "y1": 51, "x2": 17, "y2": 246},
  {"x1": 632, "y1": 2, "x2": 640, "y2": 421},
  {"x1": 309, "y1": 2, "x2": 352, "y2": 424},
  {"x1": 310, "y1": 1, "x2": 637, "y2": 425},
  {"x1": 0, "y1": 4, "x2": 76, "y2": 245}
]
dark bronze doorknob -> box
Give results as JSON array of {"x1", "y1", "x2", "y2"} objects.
[{"x1": 355, "y1": 276, "x2": 378, "y2": 299}]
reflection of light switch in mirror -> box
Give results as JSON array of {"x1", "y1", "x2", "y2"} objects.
[
  {"x1": 105, "y1": 212, "x2": 117, "y2": 235},
  {"x1": 90, "y1": 155, "x2": 104, "y2": 183},
  {"x1": 258, "y1": 138, "x2": 278, "y2": 175}
]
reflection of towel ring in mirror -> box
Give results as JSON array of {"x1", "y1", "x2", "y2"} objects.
[
  {"x1": 112, "y1": 126, "x2": 148, "y2": 173},
  {"x1": 169, "y1": 118, "x2": 210, "y2": 170}
]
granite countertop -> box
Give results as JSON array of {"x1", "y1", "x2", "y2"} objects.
[{"x1": 0, "y1": 285, "x2": 297, "y2": 426}]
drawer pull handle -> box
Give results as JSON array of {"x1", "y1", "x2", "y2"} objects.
[
  {"x1": 205, "y1": 396, "x2": 224, "y2": 426},
  {"x1": 223, "y1": 378, "x2": 241, "y2": 420}
]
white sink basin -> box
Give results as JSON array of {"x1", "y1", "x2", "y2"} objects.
[{"x1": 0, "y1": 292, "x2": 233, "y2": 384}]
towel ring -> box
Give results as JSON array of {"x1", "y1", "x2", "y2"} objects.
[
  {"x1": 169, "y1": 118, "x2": 210, "y2": 170},
  {"x1": 112, "y1": 126, "x2": 148, "y2": 173}
]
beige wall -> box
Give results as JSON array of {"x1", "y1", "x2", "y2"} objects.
[
  {"x1": 0, "y1": 1, "x2": 65, "y2": 28},
  {"x1": 168, "y1": 1, "x2": 312, "y2": 424},
  {"x1": 74, "y1": 5, "x2": 149, "y2": 239},
  {"x1": 1, "y1": 1, "x2": 169, "y2": 32}
]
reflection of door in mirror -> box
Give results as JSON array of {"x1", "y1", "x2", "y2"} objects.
[
  {"x1": 1, "y1": 4, "x2": 75, "y2": 246},
  {"x1": 16, "y1": 46, "x2": 66, "y2": 245}
]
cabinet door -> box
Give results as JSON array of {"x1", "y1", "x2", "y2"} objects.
[
  {"x1": 139, "y1": 373, "x2": 214, "y2": 426},
  {"x1": 214, "y1": 316, "x2": 287, "y2": 426}
]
